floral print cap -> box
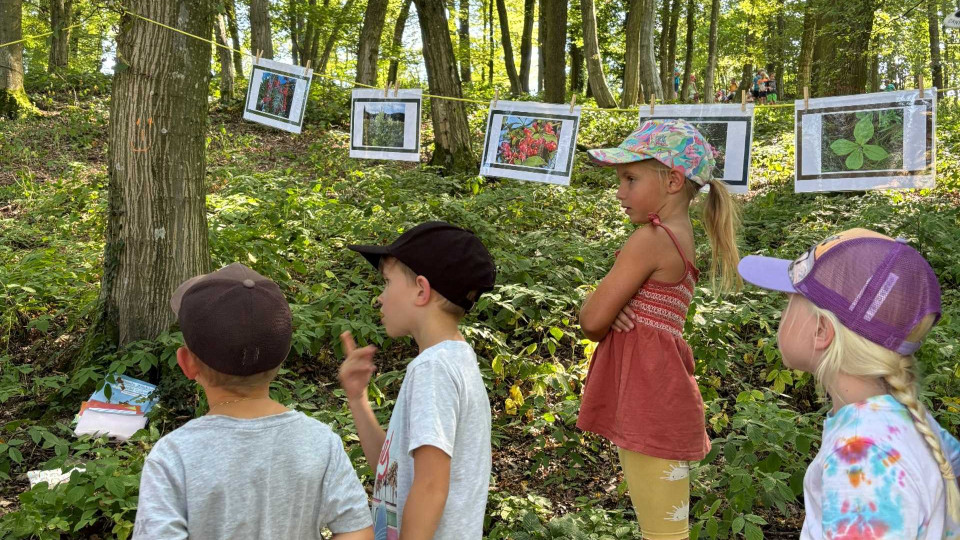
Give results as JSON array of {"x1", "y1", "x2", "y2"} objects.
[{"x1": 586, "y1": 118, "x2": 716, "y2": 186}]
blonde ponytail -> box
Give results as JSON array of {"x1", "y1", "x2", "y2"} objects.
[
  {"x1": 807, "y1": 304, "x2": 960, "y2": 522},
  {"x1": 701, "y1": 179, "x2": 741, "y2": 292}
]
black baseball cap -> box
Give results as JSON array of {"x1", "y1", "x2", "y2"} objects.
[
  {"x1": 348, "y1": 221, "x2": 496, "y2": 311},
  {"x1": 170, "y1": 263, "x2": 292, "y2": 376}
]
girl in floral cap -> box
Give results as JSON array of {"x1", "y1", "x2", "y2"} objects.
[{"x1": 578, "y1": 118, "x2": 741, "y2": 539}]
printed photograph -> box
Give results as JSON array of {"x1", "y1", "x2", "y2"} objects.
[
  {"x1": 689, "y1": 121, "x2": 728, "y2": 178},
  {"x1": 362, "y1": 103, "x2": 407, "y2": 148},
  {"x1": 255, "y1": 72, "x2": 297, "y2": 119},
  {"x1": 496, "y1": 116, "x2": 563, "y2": 169},
  {"x1": 820, "y1": 108, "x2": 905, "y2": 173}
]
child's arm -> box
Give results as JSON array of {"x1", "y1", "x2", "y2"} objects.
[
  {"x1": 321, "y1": 431, "x2": 375, "y2": 539},
  {"x1": 132, "y1": 453, "x2": 187, "y2": 539},
  {"x1": 399, "y1": 446, "x2": 452, "y2": 540},
  {"x1": 580, "y1": 226, "x2": 662, "y2": 342},
  {"x1": 339, "y1": 332, "x2": 386, "y2": 469}
]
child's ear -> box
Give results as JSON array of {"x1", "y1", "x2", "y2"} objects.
[
  {"x1": 814, "y1": 315, "x2": 835, "y2": 351},
  {"x1": 414, "y1": 275, "x2": 432, "y2": 307},
  {"x1": 667, "y1": 169, "x2": 686, "y2": 193},
  {"x1": 177, "y1": 347, "x2": 200, "y2": 381}
]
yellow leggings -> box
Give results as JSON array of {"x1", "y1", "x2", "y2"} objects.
[{"x1": 617, "y1": 448, "x2": 691, "y2": 540}]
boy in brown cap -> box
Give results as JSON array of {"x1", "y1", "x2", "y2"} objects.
[
  {"x1": 339, "y1": 221, "x2": 496, "y2": 540},
  {"x1": 133, "y1": 263, "x2": 373, "y2": 540}
]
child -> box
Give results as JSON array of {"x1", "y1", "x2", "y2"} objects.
[
  {"x1": 765, "y1": 78, "x2": 777, "y2": 104},
  {"x1": 738, "y1": 229, "x2": 960, "y2": 539},
  {"x1": 578, "y1": 119, "x2": 741, "y2": 539},
  {"x1": 133, "y1": 263, "x2": 373, "y2": 540},
  {"x1": 339, "y1": 221, "x2": 496, "y2": 540}
]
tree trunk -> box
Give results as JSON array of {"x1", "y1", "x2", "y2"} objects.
[
  {"x1": 703, "y1": 0, "x2": 719, "y2": 103},
  {"x1": 411, "y1": 0, "x2": 475, "y2": 171},
  {"x1": 250, "y1": 0, "x2": 274, "y2": 58},
  {"x1": 289, "y1": 0, "x2": 300, "y2": 65},
  {"x1": 0, "y1": 0, "x2": 30, "y2": 119},
  {"x1": 666, "y1": 0, "x2": 681, "y2": 98},
  {"x1": 811, "y1": 0, "x2": 877, "y2": 95},
  {"x1": 459, "y1": 0, "x2": 472, "y2": 83},
  {"x1": 570, "y1": 41, "x2": 583, "y2": 92},
  {"x1": 215, "y1": 13, "x2": 235, "y2": 101},
  {"x1": 225, "y1": 0, "x2": 244, "y2": 76},
  {"x1": 580, "y1": 0, "x2": 617, "y2": 107},
  {"x1": 519, "y1": 0, "x2": 534, "y2": 92},
  {"x1": 679, "y1": 0, "x2": 694, "y2": 101},
  {"x1": 927, "y1": 0, "x2": 943, "y2": 92},
  {"x1": 623, "y1": 0, "x2": 642, "y2": 106},
  {"x1": 496, "y1": 0, "x2": 522, "y2": 94},
  {"x1": 388, "y1": 0, "x2": 413, "y2": 84},
  {"x1": 319, "y1": 0, "x2": 357, "y2": 72},
  {"x1": 870, "y1": 52, "x2": 879, "y2": 92},
  {"x1": 542, "y1": 0, "x2": 567, "y2": 103},
  {"x1": 48, "y1": 0, "x2": 73, "y2": 73},
  {"x1": 537, "y1": 0, "x2": 545, "y2": 91},
  {"x1": 638, "y1": 0, "x2": 662, "y2": 100},
  {"x1": 797, "y1": 0, "x2": 816, "y2": 95},
  {"x1": 489, "y1": 0, "x2": 495, "y2": 85},
  {"x1": 356, "y1": 0, "x2": 389, "y2": 85},
  {"x1": 657, "y1": 0, "x2": 671, "y2": 87},
  {"x1": 102, "y1": 0, "x2": 214, "y2": 347},
  {"x1": 740, "y1": 24, "x2": 753, "y2": 96}
]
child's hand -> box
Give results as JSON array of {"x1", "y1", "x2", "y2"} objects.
[
  {"x1": 338, "y1": 331, "x2": 377, "y2": 401},
  {"x1": 611, "y1": 305, "x2": 637, "y2": 333}
]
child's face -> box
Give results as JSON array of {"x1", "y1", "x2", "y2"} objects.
[
  {"x1": 777, "y1": 295, "x2": 821, "y2": 372},
  {"x1": 377, "y1": 259, "x2": 420, "y2": 338},
  {"x1": 614, "y1": 160, "x2": 669, "y2": 224}
]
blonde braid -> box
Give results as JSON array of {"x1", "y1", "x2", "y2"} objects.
[{"x1": 884, "y1": 356, "x2": 960, "y2": 523}]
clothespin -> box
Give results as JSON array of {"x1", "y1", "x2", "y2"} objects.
[
  {"x1": 918, "y1": 74, "x2": 924, "y2": 96},
  {"x1": 741, "y1": 89, "x2": 746, "y2": 112},
  {"x1": 255, "y1": 50, "x2": 262, "y2": 64},
  {"x1": 569, "y1": 94, "x2": 577, "y2": 113},
  {"x1": 650, "y1": 93, "x2": 656, "y2": 115},
  {"x1": 493, "y1": 88, "x2": 499, "y2": 106},
  {"x1": 803, "y1": 87, "x2": 809, "y2": 110},
  {"x1": 394, "y1": 80, "x2": 400, "y2": 97},
  {"x1": 305, "y1": 59, "x2": 312, "y2": 73}
]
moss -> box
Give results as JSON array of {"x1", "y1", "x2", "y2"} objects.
[{"x1": 0, "y1": 88, "x2": 34, "y2": 120}]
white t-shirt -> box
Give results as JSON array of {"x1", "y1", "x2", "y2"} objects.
[
  {"x1": 801, "y1": 394, "x2": 960, "y2": 539},
  {"x1": 371, "y1": 340, "x2": 492, "y2": 540}
]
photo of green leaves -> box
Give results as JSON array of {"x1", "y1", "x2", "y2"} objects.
[{"x1": 821, "y1": 109, "x2": 904, "y2": 172}]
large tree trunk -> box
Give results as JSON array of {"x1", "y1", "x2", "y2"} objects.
[
  {"x1": 811, "y1": 0, "x2": 877, "y2": 95},
  {"x1": 0, "y1": 0, "x2": 29, "y2": 119},
  {"x1": 412, "y1": 0, "x2": 475, "y2": 171},
  {"x1": 102, "y1": 0, "x2": 214, "y2": 346},
  {"x1": 657, "y1": 0, "x2": 671, "y2": 88},
  {"x1": 459, "y1": 0, "x2": 472, "y2": 83},
  {"x1": 215, "y1": 13, "x2": 235, "y2": 101},
  {"x1": 622, "y1": 0, "x2": 642, "y2": 106},
  {"x1": 388, "y1": 0, "x2": 413, "y2": 84},
  {"x1": 740, "y1": 24, "x2": 753, "y2": 96},
  {"x1": 48, "y1": 0, "x2": 73, "y2": 73},
  {"x1": 537, "y1": 0, "x2": 545, "y2": 91},
  {"x1": 666, "y1": 0, "x2": 681, "y2": 98},
  {"x1": 225, "y1": 0, "x2": 244, "y2": 75},
  {"x1": 519, "y1": 0, "x2": 534, "y2": 92},
  {"x1": 797, "y1": 0, "x2": 816, "y2": 95},
  {"x1": 356, "y1": 0, "x2": 389, "y2": 85},
  {"x1": 542, "y1": 0, "x2": 567, "y2": 102},
  {"x1": 638, "y1": 0, "x2": 662, "y2": 100},
  {"x1": 289, "y1": 0, "x2": 300, "y2": 65},
  {"x1": 580, "y1": 0, "x2": 617, "y2": 107},
  {"x1": 319, "y1": 0, "x2": 357, "y2": 72},
  {"x1": 570, "y1": 41, "x2": 583, "y2": 92},
  {"x1": 496, "y1": 0, "x2": 522, "y2": 94},
  {"x1": 679, "y1": 0, "x2": 694, "y2": 101},
  {"x1": 250, "y1": 0, "x2": 274, "y2": 58},
  {"x1": 703, "y1": 0, "x2": 720, "y2": 103},
  {"x1": 927, "y1": 0, "x2": 943, "y2": 92}
]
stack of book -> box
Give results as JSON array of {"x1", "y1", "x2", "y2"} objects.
[{"x1": 74, "y1": 374, "x2": 158, "y2": 441}]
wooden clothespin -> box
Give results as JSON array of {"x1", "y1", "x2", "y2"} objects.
[
  {"x1": 305, "y1": 59, "x2": 312, "y2": 73},
  {"x1": 255, "y1": 50, "x2": 262, "y2": 64},
  {"x1": 569, "y1": 94, "x2": 577, "y2": 113},
  {"x1": 741, "y1": 89, "x2": 746, "y2": 112},
  {"x1": 803, "y1": 87, "x2": 809, "y2": 110},
  {"x1": 394, "y1": 80, "x2": 400, "y2": 97},
  {"x1": 493, "y1": 88, "x2": 499, "y2": 106},
  {"x1": 650, "y1": 93, "x2": 656, "y2": 115}
]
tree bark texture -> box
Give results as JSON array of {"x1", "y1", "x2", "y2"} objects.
[
  {"x1": 225, "y1": 0, "x2": 244, "y2": 75},
  {"x1": 797, "y1": 0, "x2": 816, "y2": 94},
  {"x1": 537, "y1": 0, "x2": 544, "y2": 91},
  {"x1": 250, "y1": 0, "x2": 274, "y2": 58},
  {"x1": 927, "y1": 0, "x2": 943, "y2": 92},
  {"x1": 680, "y1": 0, "x2": 694, "y2": 101},
  {"x1": 570, "y1": 41, "x2": 583, "y2": 92},
  {"x1": 811, "y1": 0, "x2": 877, "y2": 95},
  {"x1": 666, "y1": 0, "x2": 681, "y2": 98},
  {"x1": 542, "y1": 0, "x2": 567, "y2": 103},
  {"x1": 740, "y1": 24, "x2": 753, "y2": 97},
  {"x1": 103, "y1": 0, "x2": 214, "y2": 346},
  {"x1": 703, "y1": 0, "x2": 720, "y2": 103},
  {"x1": 289, "y1": 0, "x2": 300, "y2": 64},
  {"x1": 48, "y1": 0, "x2": 73, "y2": 73},
  {"x1": 411, "y1": 0, "x2": 475, "y2": 171},
  {"x1": 0, "y1": 0, "x2": 29, "y2": 119},
  {"x1": 519, "y1": 0, "x2": 534, "y2": 92},
  {"x1": 356, "y1": 0, "x2": 389, "y2": 85},
  {"x1": 215, "y1": 13, "x2": 235, "y2": 101},
  {"x1": 623, "y1": 0, "x2": 642, "y2": 106},
  {"x1": 658, "y1": 0, "x2": 671, "y2": 87},
  {"x1": 496, "y1": 0, "x2": 522, "y2": 94},
  {"x1": 388, "y1": 0, "x2": 413, "y2": 84},
  {"x1": 459, "y1": 0, "x2": 472, "y2": 83},
  {"x1": 489, "y1": 0, "x2": 495, "y2": 85},
  {"x1": 638, "y1": 0, "x2": 662, "y2": 100},
  {"x1": 580, "y1": 0, "x2": 616, "y2": 107}
]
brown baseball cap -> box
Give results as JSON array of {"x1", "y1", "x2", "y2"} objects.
[
  {"x1": 348, "y1": 221, "x2": 496, "y2": 312},
  {"x1": 170, "y1": 263, "x2": 292, "y2": 376}
]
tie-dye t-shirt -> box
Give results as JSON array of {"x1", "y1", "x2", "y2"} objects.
[{"x1": 801, "y1": 394, "x2": 960, "y2": 539}]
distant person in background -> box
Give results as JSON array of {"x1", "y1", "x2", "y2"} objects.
[
  {"x1": 884, "y1": 79, "x2": 897, "y2": 91},
  {"x1": 752, "y1": 69, "x2": 763, "y2": 103},
  {"x1": 687, "y1": 75, "x2": 699, "y2": 103},
  {"x1": 673, "y1": 70, "x2": 682, "y2": 99},
  {"x1": 765, "y1": 78, "x2": 778, "y2": 104},
  {"x1": 726, "y1": 79, "x2": 739, "y2": 102}
]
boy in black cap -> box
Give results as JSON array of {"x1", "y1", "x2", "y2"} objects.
[
  {"x1": 133, "y1": 263, "x2": 373, "y2": 540},
  {"x1": 339, "y1": 221, "x2": 496, "y2": 540}
]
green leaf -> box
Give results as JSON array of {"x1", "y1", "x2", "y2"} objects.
[
  {"x1": 862, "y1": 144, "x2": 889, "y2": 162},
  {"x1": 854, "y1": 118, "x2": 874, "y2": 144},
  {"x1": 745, "y1": 522, "x2": 764, "y2": 540},
  {"x1": 829, "y1": 138, "x2": 858, "y2": 156},
  {"x1": 8, "y1": 447, "x2": 22, "y2": 463},
  {"x1": 521, "y1": 155, "x2": 547, "y2": 167},
  {"x1": 845, "y1": 148, "x2": 864, "y2": 170},
  {"x1": 542, "y1": 133, "x2": 558, "y2": 143},
  {"x1": 549, "y1": 327, "x2": 564, "y2": 340},
  {"x1": 105, "y1": 477, "x2": 124, "y2": 498},
  {"x1": 732, "y1": 515, "x2": 745, "y2": 534}
]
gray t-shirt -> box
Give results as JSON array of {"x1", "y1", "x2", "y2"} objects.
[
  {"x1": 133, "y1": 411, "x2": 372, "y2": 539},
  {"x1": 371, "y1": 340, "x2": 492, "y2": 540}
]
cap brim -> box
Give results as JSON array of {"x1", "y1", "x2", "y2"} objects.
[
  {"x1": 586, "y1": 147, "x2": 651, "y2": 166},
  {"x1": 348, "y1": 244, "x2": 392, "y2": 270},
  {"x1": 170, "y1": 275, "x2": 205, "y2": 316},
  {"x1": 737, "y1": 255, "x2": 798, "y2": 293}
]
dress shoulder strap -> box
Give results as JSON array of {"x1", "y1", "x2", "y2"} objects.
[{"x1": 647, "y1": 213, "x2": 694, "y2": 269}]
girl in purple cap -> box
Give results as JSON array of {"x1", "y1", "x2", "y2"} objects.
[
  {"x1": 577, "y1": 118, "x2": 741, "y2": 539},
  {"x1": 739, "y1": 228, "x2": 960, "y2": 539}
]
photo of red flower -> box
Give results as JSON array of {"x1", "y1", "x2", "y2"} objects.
[{"x1": 496, "y1": 116, "x2": 562, "y2": 169}]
